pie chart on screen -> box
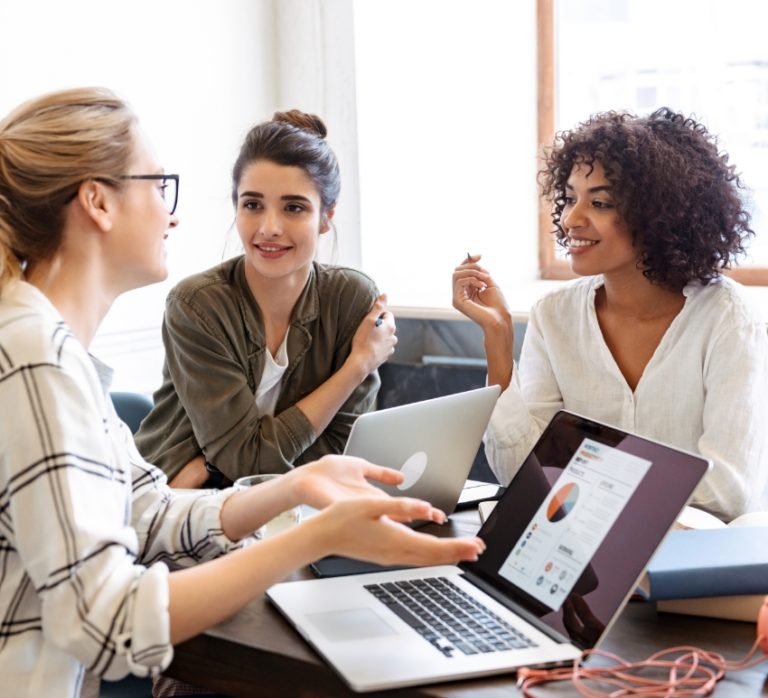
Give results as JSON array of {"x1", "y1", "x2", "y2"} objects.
[{"x1": 546, "y1": 482, "x2": 579, "y2": 522}]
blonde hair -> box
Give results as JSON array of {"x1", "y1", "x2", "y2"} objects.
[{"x1": 0, "y1": 87, "x2": 137, "y2": 289}]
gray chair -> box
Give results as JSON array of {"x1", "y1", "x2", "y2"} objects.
[{"x1": 110, "y1": 391, "x2": 153, "y2": 434}]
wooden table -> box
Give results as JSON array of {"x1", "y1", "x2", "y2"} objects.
[{"x1": 166, "y1": 512, "x2": 768, "y2": 697}]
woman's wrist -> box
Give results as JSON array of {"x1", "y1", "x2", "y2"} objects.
[
  {"x1": 279, "y1": 467, "x2": 311, "y2": 511},
  {"x1": 222, "y1": 477, "x2": 298, "y2": 540},
  {"x1": 481, "y1": 308, "x2": 513, "y2": 335},
  {"x1": 483, "y1": 318, "x2": 513, "y2": 356},
  {"x1": 483, "y1": 318, "x2": 515, "y2": 390},
  {"x1": 342, "y1": 351, "x2": 374, "y2": 384},
  {"x1": 295, "y1": 507, "x2": 337, "y2": 560}
]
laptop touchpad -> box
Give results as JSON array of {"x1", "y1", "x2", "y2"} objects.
[{"x1": 307, "y1": 608, "x2": 398, "y2": 642}]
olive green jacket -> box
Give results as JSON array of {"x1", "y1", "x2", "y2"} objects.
[{"x1": 135, "y1": 257, "x2": 379, "y2": 482}]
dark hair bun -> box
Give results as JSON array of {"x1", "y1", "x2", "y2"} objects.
[{"x1": 272, "y1": 109, "x2": 327, "y2": 139}]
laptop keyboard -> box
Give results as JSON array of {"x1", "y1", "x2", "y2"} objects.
[{"x1": 364, "y1": 577, "x2": 537, "y2": 658}]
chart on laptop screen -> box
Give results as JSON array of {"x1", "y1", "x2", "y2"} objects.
[{"x1": 499, "y1": 438, "x2": 651, "y2": 612}]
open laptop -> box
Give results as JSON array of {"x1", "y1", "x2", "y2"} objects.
[
  {"x1": 268, "y1": 411, "x2": 710, "y2": 692},
  {"x1": 309, "y1": 385, "x2": 500, "y2": 576},
  {"x1": 343, "y1": 385, "x2": 501, "y2": 515}
]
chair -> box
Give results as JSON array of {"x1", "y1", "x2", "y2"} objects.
[{"x1": 110, "y1": 391, "x2": 154, "y2": 435}]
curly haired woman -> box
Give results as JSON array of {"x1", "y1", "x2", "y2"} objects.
[{"x1": 452, "y1": 108, "x2": 768, "y2": 521}]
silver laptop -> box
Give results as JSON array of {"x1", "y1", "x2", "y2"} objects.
[
  {"x1": 268, "y1": 411, "x2": 710, "y2": 692},
  {"x1": 343, "y1": 385, "x2": 501, "y2": 515}
]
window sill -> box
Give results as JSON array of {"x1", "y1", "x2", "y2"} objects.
[{"x1": 393, "y1": 278, "x2": 768, "y2": 322}]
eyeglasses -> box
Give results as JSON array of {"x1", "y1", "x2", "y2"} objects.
[
  {"x1": 120, "y1": 174, "x2": 179, "y2": 215},
  {"x1": 65, "y1": 173, "x2": 180, "y2": 215}
]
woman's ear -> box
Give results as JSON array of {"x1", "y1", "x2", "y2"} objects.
[
  {"x1": 74, "y1": 180, "x2": 114, "y2": 233},
  {"x1": 320, "y1": 206, "x2": 336, "y2": 235}
]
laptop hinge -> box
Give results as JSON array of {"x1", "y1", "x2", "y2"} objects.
[{"x1": 459, "y1": 571, "x2": 574, "y2": 646}]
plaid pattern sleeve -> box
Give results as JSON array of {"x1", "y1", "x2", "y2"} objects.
[{"x1": 0, "y1": 282, "x2": 244, "y2": 697}]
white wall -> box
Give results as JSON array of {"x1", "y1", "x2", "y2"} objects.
[{"x1": 274, "y1": 0, "x2": 362, "y2": 267}]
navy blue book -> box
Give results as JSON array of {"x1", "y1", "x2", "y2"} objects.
[{"x1": 638, "y1": 526, "x2": 768, "y2": 601}]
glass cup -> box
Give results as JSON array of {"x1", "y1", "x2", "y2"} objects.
[{"x1": 233, "y1": 473, "x2": 302, "y2": 539}]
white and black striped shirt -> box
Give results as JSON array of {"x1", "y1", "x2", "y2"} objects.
[{"x1": 0, "y1": 281, "x2": 244, "y2": 697}]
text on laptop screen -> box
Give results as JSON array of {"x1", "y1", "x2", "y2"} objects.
[{"x1": 460, "y1": 411, "x2": 708, "y2": 649}]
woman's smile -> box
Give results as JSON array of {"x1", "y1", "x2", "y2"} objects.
[{"x1": 254, "y1": 242, "x2": 293, "y2": 259}]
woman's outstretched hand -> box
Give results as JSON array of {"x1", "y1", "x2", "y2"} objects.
[
  {"x1": 172, "y1": 472, "x2": 486, "y2": 644},
  {"x1": 286, "y1": 454, "x2": 444, "y2": 524},
  {"x1": 292, "y1": 456, "x2": 486, "y2": 568},
  {"x1": 221, "y1": 455, "x2": 443, "y2": 541},
  {"x1": 311, "y1": 496, "x2": 487, "y2": 567}
]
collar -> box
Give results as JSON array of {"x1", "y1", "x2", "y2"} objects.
[
  {"x1": 5, "y1": 280, "x2": 114, "y2": 391},
  {"x1": 233, "y1": 257, "x2": 320, "y2": 348},
  {"x1": 586, "y1": 273, "x2": 716, "y2": 300}
]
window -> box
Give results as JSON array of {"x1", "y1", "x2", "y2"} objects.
[
  {"x1": 539, "y1": 0, "x2": 768, "y2": 285},
  {"x1": 354, "y1": 1, "x2": 545, "y2": 310}
]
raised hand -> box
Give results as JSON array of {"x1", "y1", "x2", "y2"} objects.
[
  {"x1": 349, "y1": 293, "x2": 397, "y2": 375},
  {"x1": 452, "y1": 254, "x2": 512, "y2": 330},
  {"x1": 452, "y1": 254, "x2": 515, "y2": 390}
]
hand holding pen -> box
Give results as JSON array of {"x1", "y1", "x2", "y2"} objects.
[
  {"x1": 455, "y1": 253, "x2": 490, "y2": 301},
  {"x1": 451, "y1": 253, "x2": 515, "y2": 390},
  {"x1": 451, "y1": 252, "x2": 510, "y2": 324},
  {"x1": 350, "y1": 293, "x2": 397, "y2": 375}
]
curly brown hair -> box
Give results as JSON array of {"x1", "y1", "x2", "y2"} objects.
[{"x1": 538, "y1": 108, "x2": 753, "y2": 289}]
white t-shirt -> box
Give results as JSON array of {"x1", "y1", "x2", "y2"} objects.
[
  {"x1": 255, "y1": 331, "x2": 290, "y2": 417},
  {"x1": 484, "y1": 275, "x2": 768, "y2": 522}
]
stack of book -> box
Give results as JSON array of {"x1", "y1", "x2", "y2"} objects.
[{"x1": 638, "y1": 508, "x2": 768, "y2": 622}]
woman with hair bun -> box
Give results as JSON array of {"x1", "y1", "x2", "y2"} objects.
[
  {"x1": 0, "y1": 88, "x2": 483, "y2": 697},
  {"x1": 452, "y1": 108, "x2": 768, "y2": 521},
  {"x1": 136, "y1": 110, "x2": 395, "y2": 487}
]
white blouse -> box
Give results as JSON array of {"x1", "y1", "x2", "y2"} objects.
[{"x1": 485, "y1": 275, "x2": 768, "y2": 521}]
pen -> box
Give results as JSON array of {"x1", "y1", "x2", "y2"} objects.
[{"x1": 466, "y1": 251, "x2": 472, "y2": 262}]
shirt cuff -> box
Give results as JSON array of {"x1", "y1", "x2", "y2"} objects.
[
  {"x1": 111, "y1": 562, "x2": 173, "y2": 679},
  {"x1": 174, "y1": 487, "x2": 254, "y2": 557},
  {"x1": 278, "y1": 404, "x2": 318, "y2": 456}
]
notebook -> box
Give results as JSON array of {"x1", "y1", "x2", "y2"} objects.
[
  {"x1": 343, "y1": 385, "x2": 501, "y2": 516},
  {"x1": 268, "y1": 410, "x2": 710, "y2": 692}
]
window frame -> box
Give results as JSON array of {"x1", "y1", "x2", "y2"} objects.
[{"x1": 536, "y1": 0, "x2": 768, "y2": 285}]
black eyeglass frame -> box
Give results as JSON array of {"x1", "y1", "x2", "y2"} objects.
[
  {"x1": 120, "y1": 174, "x2": 180, "y2": 215},
  {"x1": 65, "y1": 173, "x2": 180, "y2": 215}
]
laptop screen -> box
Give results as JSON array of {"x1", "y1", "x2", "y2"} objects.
[{"x1": 460, "y1": 410, "x2": 709, "y2": 649}]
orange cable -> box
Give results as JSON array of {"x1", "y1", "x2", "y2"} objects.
[{"x1": 517, "y1": 636, "x2": 767, "y2": 697}]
